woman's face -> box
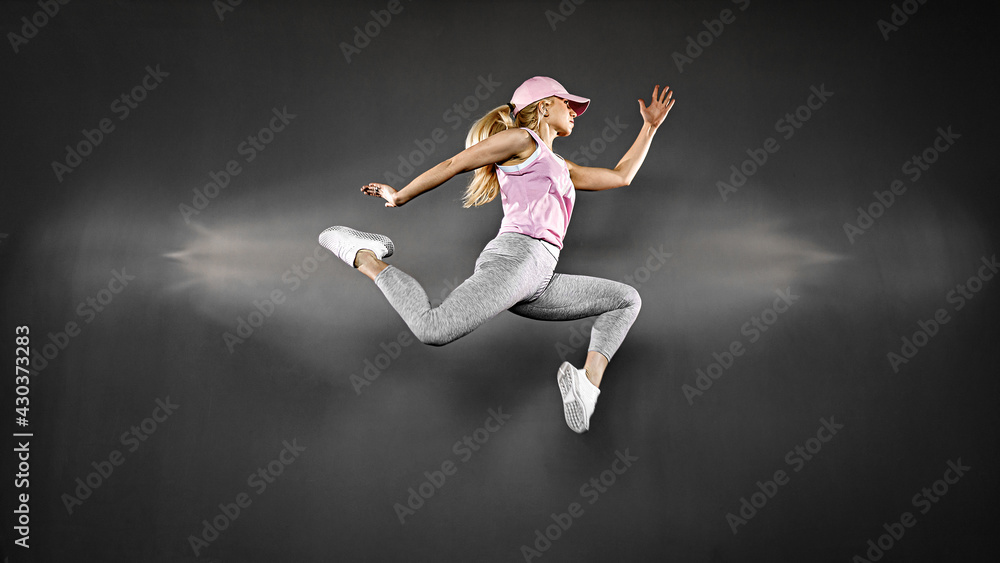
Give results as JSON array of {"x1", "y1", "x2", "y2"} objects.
[{"x1": 542, "y1": 96, "x2": 577, "y2": 136}]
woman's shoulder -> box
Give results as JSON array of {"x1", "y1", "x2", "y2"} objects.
[
  {"x1": 518, "y1": 127, "x2": 541, "y2": 140},
  {"x1": 490, "y1": 127, "x2": 534, "y2": 145},
  {"x1": 496, "y1": 128, "x2": 541, "y2": 170}
]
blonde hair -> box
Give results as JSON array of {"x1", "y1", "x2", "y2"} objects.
[{"x1": 461, "y1": 98, "x2": 550, "y2": 207}]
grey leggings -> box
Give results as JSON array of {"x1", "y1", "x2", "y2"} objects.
[{"x1": 373, "y1": 232, "x2": 641, "y2": 361}]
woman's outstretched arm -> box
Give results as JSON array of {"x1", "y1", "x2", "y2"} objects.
[
  {"x1": 568, "y1": 84, "x2": 675, "y2": 191},
  {"x1": 362, "y1": 128, "x2": 534, "y2": 207}
]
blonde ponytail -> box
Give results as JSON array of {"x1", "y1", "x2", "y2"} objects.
[{"x1": 461, "y1": 99, "x2": 546, "y2": 208}]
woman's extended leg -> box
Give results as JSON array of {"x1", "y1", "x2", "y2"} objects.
[{"x1": 354, "y1": 233, "x2": 556, "y2": 346}]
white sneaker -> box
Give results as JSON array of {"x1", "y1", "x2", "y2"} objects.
[
  {"x1": 318, "y1": 226, "x2": 394, "y2": 267},
  {"x1": 557, "y1": 362, "x2": 599, "y2": 433}
]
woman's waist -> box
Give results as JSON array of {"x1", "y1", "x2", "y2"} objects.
[{"x1": 494, "y1": 228, "x2": 563, "y2": 259}]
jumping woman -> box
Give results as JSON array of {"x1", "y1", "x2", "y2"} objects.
[{"x1": 320, "y1": 76, "x2": 675, "y2": 433}]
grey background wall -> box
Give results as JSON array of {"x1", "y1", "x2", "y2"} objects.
[{"x1": 2, "y1": 0, "x2": 998, "y2": 561}]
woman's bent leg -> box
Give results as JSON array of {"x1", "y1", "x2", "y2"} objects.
[
  {"x1": 510, "y1": 273, "x2": 642, "y2": 364},
  {"x1": 512, "y1": 273, "x2": 640, "y2": 432}
]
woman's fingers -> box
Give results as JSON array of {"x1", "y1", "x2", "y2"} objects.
[
  {"x1": 362, "y1": 183, "x2": 398, "y2": 208},
  {"x1": 654, "y1": 85, "x2": 670, "y2": 105},
  {"x1": 361, "y1": 183, "x2": 384, "y2": 197}
]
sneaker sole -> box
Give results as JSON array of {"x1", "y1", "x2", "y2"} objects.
[{"x1": 558, "y1": 362, "x2": 588, "y2": 433}]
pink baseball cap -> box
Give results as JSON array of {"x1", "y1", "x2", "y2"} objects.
[{"x1": 510, "y1": 76, "x2": 590, "y2": 118}]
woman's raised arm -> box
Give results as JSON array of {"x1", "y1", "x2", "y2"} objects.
[
  {"x1": 568, "y1": 84, "x2": 675, "y2": 191},
  {"x1": 362, "y1": 128, "x2": 534, "y2": 207}
]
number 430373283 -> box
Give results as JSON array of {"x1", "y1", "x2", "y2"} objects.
[{"x1": 15, "y1": 326, "x2": 30, "y2": 422}]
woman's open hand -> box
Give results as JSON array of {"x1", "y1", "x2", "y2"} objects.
[
  {"x1": 361, "y1": 182, "x2": 400, "y2": 207},
  {"x1": 638, "y1": 85, "x2": 675, "y2": 129}
]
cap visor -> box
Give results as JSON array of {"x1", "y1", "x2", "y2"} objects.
[{"x1": 562, "y1": 93, "x2": 590, "y2": 116}]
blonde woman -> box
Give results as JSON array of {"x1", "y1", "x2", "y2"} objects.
[{"x1": 320, "y1": 76, "x2": 675, "y2": 433}]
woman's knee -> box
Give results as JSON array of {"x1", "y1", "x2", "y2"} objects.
[
  {"x1": 410, "y1": 320, "x2": 462, "y2": 347},
  {"x1": 622, "y1": 284, "x2": 642, "y2": 313},
  {"x1": 412, "y1": 326, "x2": 451, "y2": 346}
]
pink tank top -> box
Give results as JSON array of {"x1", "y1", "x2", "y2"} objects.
[{"x1": 495, "y1": 128, "x2": 576, "y2": 249}]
